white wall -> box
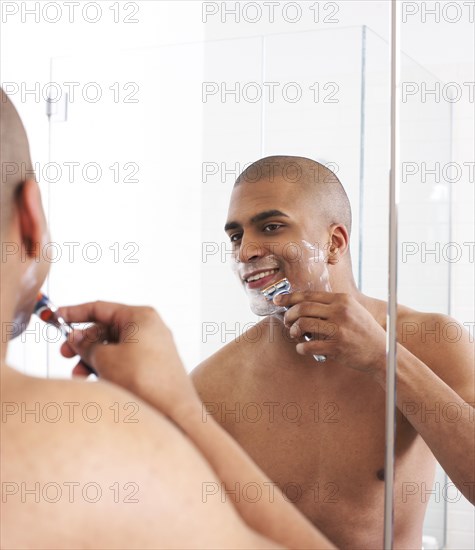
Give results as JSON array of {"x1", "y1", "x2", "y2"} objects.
[{"x1": 1, "y1": 1, "x2": 206, "y2": 372}]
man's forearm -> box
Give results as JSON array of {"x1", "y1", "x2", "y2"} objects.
[
  {"x1": 373, "y1": 344, "x2": 475, "y2": 504},
  {"x1": 171, "y1": 402, "x2": 335, "y2": 550}
]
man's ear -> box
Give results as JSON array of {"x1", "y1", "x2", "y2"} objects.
[
  {"x1": 328, "y1": 224, "x2": 349, "y2": 264},
  {"x1": 16, "y1": 179, "x2": 47, "y2": 259}
]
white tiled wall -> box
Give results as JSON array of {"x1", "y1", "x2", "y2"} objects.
[{"x1": 444, "y1": 62, "x2": 475, "y2": 550}]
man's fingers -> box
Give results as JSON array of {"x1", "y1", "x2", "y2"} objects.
[
  {"x1": 59, "y1": 329, "x2": 102, "y2": 376},
  {"x1": 60, "y1": 340, "x2": 76, "y2": 358},
  {"x1": 64, "y1": 328, "x2": 99, "y2": 365},
  {"x1": 72, "y1": 361, "x2": 94, "y2": 378},
  {"x1": 289, "y1": 318, "x2": 339, "y2": 341},
  {"x1": 275, "y1": 291, "x2": 334, "y2": 308},
  {"x1": 296, "y1": 340, "x2": 330, "y2": 357},
  {"x1": 58, "y1": 301, "x2": 128, "y2": 326},
  {"x1": 66, "y1": 330, "x2": 110, "y2": 376},
  {"x1": 283, "y1": 302, "x2": 330, "y2": 325},
  {"x1": 58, "y1": 302, "x2": 151, "y2": 345}
]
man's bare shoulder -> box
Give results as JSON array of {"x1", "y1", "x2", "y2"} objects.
[
  {"x1": 1, "y1": 368, "x2": 262, "y2": 549},
  {"x1": 397, "y1": 306, "x2": 474, "y2": 401},
  {"x1": 2, "y1": 367, "x2": 186, "y2": 499},
  {"x1": 2, "y1": 365, "x2": 165, "y2": 439},
  {"x1": 397, "y1": 304, "x2": 469, "y2": 353}
]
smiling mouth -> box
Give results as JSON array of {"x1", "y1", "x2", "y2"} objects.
[{"x1": 244, "y1": 268, "x2": 280, "y2": 289}]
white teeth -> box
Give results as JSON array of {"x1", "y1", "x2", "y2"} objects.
[{"x1": 246, "y1": 269, "x2": 277, "y2": 283}]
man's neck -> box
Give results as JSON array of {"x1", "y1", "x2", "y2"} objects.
[
  {"x1": 0, "y1": 314, "x2": 13, "y2": 365},
  {"x1": 326, "y1": 270, "x2": 381, "y2": 317},
  {"x1": 1, "y1": 282, "x2": 20, "y2": 364}
]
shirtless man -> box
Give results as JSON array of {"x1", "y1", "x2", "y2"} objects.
[
  {"x1": 192, "y1": 156, "x2": 475, "y2": 549},
  {"x1": 0, "y1": 90, "x2": 335, "y2": 549}
]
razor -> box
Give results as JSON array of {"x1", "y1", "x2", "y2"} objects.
[
  {"x1": 262, "y1": 278, "x2": 327, "y2": 363},
  {"x1": 34, "y1": 292, "x2": 97, "y2": 375}
]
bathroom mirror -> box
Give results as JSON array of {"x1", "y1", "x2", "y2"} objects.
[{"x1": 4, "y1": 2, "x2": 473, "y2": 548}]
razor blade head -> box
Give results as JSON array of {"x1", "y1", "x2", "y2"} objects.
[
  {"x1": 33, "y1": 293, "x2": 50, "y2": 315},
  {"x1": 261, "y1": 278, "x2": 292, "y2": 301}
]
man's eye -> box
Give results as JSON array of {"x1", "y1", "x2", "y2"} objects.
[
  {"x1": 263, "y1": 224, "x2": 282, "y2": 232},
  {"x1": 230, "y1": 233, "x2": 242, "y2": 242}
]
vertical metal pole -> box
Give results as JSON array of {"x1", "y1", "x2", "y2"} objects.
[
  {"x1": 384, "y1": 1, "x2": 400, "y2": 549},
  {"x1": 260, "y1": 35, "x2": 266, "y2": 157},
  {"x1": 46, "y1": 58, "x2": 53, "y2": 380},
  {"x1": 358, "y1": 25, "x2": 367, "y2": 291}
]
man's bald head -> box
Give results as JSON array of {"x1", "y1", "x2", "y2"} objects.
[
  {"x1": 0, "y1": 88, "x2": 34, "y2": 231},
  {"x1": 235, "y1": 155, "x2": 352, "y2": 237}
]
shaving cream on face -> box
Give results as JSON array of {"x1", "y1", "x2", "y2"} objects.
[
  {"x1": 248, "y1": 286, "x2": 285, "y2": 316},
  {"x1": 230, "y1": 240, "x2": 333, "y2": 317},
  {"x1": 231, "y1": 254, "x2": 289, "y2": 316},
  {"x1": 300, "y1": 240, "x2": 332, "y2": 293}
]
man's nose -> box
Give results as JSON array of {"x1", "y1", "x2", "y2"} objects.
[{"x1": 237, "y1": 236, "x2": 266, "y2": 263}]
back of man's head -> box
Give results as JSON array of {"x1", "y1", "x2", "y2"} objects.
[{"x1": 0, "y1": 88, "x2": 34, "y2": 233}]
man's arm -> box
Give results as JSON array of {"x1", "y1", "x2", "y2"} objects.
[
  {"x1": 61, "y1": 302, "x2": 336, "y2": 550},
  {"x1": 373, "y1": 313, "x2": 475, "y2": 504}
]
